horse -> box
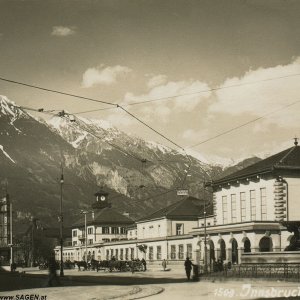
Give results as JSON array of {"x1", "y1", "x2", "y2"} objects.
[
  {"x1": 74, "y1": 260, "x2": 87, "y2": 271},
  {"x1": 90, "y1": 259, "x2": 100, "y2": 271}
]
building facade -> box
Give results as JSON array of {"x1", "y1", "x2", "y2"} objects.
[{"x1": 56, "y1": 142, "x2": 300, "y2": 266}]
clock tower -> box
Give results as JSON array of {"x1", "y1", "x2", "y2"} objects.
[{"x1": 92, "y1": 189, "x2": 111, "y2": 210}]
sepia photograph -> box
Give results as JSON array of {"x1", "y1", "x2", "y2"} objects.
[{"x1": 1, "y1": 0, "x2": 300, "y2": 299}]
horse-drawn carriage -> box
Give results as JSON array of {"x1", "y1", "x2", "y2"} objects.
[{"x1": 74, "y1": 259, "x2": 144, "y2": 272}]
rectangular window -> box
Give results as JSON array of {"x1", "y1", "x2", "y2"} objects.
[
  {"x1": 178, "y1": 244, "x2": 184, "y2": 259},
  {"x1": 72, "y1": 230, "x2": 77, "y2": 237},
  {"x1": 250, "y1": 190, "x2": 256, "y2": 220},
  {"x1": 87, "y1": 227, "x2": 93, "y2": 234},
  {"x1": 130, "y1": 248, "x2": 134, "y2": 260},
  {"x1": 222, "y1": 196, "x2": 228, "y2": 224},
  {"x1": 112, "y1": 227, "x2": 119, "y2": 234},
  {"x1": 125, "y1": 248, "x2": 129, "y2": 260},
  {"x1": 102, "y1": 226, "x2": 109, "y2": 234},
  {"x1": 187, "y1": 244, "x2": 192, "y2": 259},
  {"x1": 149, "y1": 246, "x2": 153, "y2": 260},
  {"x1": 120, "y1": 227, "x2": 126, "y2": 234},
  {"x1": 176, "y1": 223, "x2": 184, "y2": 235},
  {"x1": 171, "y1": 245, "x2": 176, "y2": 259},
  {"x1": 120, "y1": 249, "x2": 124, "y2": 260},
  {"x1": 72, "y1": 241, "x2": 77, "y2": 246},
  {"x1": 110, "y1": 249, "x2": 113, "y2": 259},
  {"x1": 240, "y1": 192, "x2": 246, "y2": 221},
  {"x1": 106, "y1": 250, "x2": 109, "y2": 260},
  {"x1": 260, "y1": 187, "x2": 267, "y2": 221},
  {"x1": 156, "y1": 246, "x2": 161, "y2": 260},
  {"x1": 231, "y1": 194, "x2": 237, "y2": 223},
  {"x1": 115, "y1": 249, "x2": 119, "y2": 260},
  {"x1": 88, "y1": 239, "x2": 93, "y2": 245}
]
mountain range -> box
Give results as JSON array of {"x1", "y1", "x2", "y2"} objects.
[{"x1": 0, "y1": 95, "x2": 260, "y2": 229}]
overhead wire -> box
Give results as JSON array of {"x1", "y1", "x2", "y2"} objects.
[
  {"x1": 187, "y1": 98, "x2": 300, "y2": 149},
  {"x1": 65, "y1": 114, "x2": 145, "y2": 163},
  {"x1": 0, "y1": 76, "x2": 116, "y2": 107},
  {"x1": 3, "y1": 74, "x2": 300, "y2": 203}
]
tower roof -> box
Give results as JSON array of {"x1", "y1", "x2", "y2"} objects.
[
  {"x1": 72, "y1": 207, "x2": 134, "y2": 228},
  {"x1": 212, "y1": 144, "x2": 300, "y2": 185}
]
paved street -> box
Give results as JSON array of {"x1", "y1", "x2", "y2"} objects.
[{"x1": 1, "y1": 266, "x2": 300, "y2": 300}]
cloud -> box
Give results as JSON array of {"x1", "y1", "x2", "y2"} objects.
[
  {"x1": 51, "y1": 26, "x2": 76, "y2": 37},
  {"x1": 122, "y1": 79, "x2": 211, "y2": 113},
  {"x1": 82, "y1": 65, "x2": 132, "y2": 88},
  {"x1": 147, "y1": 74, "x2": 167, "y2": 88},
  {"x1": 209, "y1": 57, "x2": 300, "y2": 128},
  {"x1": 182, "y1": 129, "x2": 203, "y2": 141}
]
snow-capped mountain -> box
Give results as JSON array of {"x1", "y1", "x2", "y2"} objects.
[{"x1": 0, "y1": 96, "x2": 215, "y2": 228}]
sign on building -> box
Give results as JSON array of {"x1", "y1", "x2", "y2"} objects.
[{"x1": 177, "y1": 189, "x2": 189, "y2": 196}]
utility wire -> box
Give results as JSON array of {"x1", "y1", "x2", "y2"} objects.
[
  {"x1": 2, "y1": 73, "x2": 299, "y2": 113},
  {"x1": 0, "y1": 77, "x2": 116, "y2": 107},
  {"x1": 118, "y1": 105, "x2": 185, "y2": 151},
  {"x1": 187, "y1": 99, "x2": 300, "y2": 149},
  {"x1": 72, "y1": 72, "x2": 300, "y2": 114},
  {"x1": 67, "y1": 114, "x2": 144, "y2": 163}
]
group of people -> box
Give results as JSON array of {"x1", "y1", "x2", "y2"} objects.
[{"x1": 47, "y1": 251, "x2": 198, "y2": 287}]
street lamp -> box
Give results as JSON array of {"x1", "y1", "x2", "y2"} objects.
[
  {"x1": 59, "y1": 165, "x2": 64, "y2": 277},
  {"x1": 203, "y1": 182, "x2": 207, "y2": 274},
  {"x1": 80, "y1": 210, "x2": 92, "y2": 263},
  {"x1": 8, "y1": 195, "x2": 13, "y2": 269},
  {"x1": 185, "y1": 167, "x2": 213, "y2": 274}
]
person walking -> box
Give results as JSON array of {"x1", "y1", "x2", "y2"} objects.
[
  {"x1": 162, "y1": 259, "x2": 167, "y2": 271},
  {"x1": 184, "y1": 257, "x2": 193, "y2": 280},
  {"x1": 47, "y1": 252, "x2": 60, "y2": 287},
  {"x1": 141, "y1": 258, "x2": 147, "y2": 271}
]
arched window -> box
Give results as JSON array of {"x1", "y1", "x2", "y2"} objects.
[
  {"x1": 231, "y1": 239, "x2": 238, "y2": 264},
  {"x1": 244, "y1": 239, "x2": 251, "y2": 253},
  {"x1": 259, "y1": 236, "x2": 273, "y2": 252},
  {"x1": 219, "y1": 239, "x2": 226, "y2": 260},
  {"x1": 208, "y1": 240, "x2": 215, "y2": 261}
]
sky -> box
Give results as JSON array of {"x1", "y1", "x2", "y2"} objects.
[{"x1": 1, "y1": 0, "x2": 300, "y2": 164}]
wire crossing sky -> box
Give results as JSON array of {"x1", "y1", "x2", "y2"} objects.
[{"x1": 1, "y1": 0, "x2": 300, "y2": 164}]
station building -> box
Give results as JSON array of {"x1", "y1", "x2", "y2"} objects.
[{"x1": 56, "y1": 141, "x2": 300, "y2": 266}]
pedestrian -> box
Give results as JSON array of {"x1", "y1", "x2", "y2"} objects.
[
  {"x1": 162, "y1": 259, "x2": 167, "y2": 271},
  {"x1": 184, "y1": 257, "x2": 193, "y2": 280},
  {"x1": 47, "y1": 252, "x2": 60, "y2": 287},
  {"x1": 141, "y1": 258, "x2": 147, "y2": 271}
]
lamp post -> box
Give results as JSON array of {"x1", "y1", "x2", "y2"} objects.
[
  {"x1": 59, "y1": 165, "x2": 64, "y2": 277},
  {"x1": 203, "y1": 181, "x2": 207, "y2": 274},
  {"x1": 80, "y1": 210, "x2": 89, "y2": 263},
  {"x1": 9, "y1": 196, "x2": 13, "y2": 268}
]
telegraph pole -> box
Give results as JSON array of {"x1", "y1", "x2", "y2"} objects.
[
  {"x1": 203, "y1": 181, "x2": 207, "y2": 274},
  {"x1": 59, "y1": 163, "x2": 64, "y2": 277},
  {"x1": 8, "y1": 194, "x2": 13, "y2": 268}
]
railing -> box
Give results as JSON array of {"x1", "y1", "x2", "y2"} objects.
[{"x1": 200, "y1": 264, "x2": 300, "y2": 281}]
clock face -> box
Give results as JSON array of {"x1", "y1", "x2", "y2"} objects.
[{"x1": 100, "y1": 196, "x2": 106, "y2": 201}]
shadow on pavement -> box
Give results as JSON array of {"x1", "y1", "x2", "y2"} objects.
[{"x1": 0, "y1": 270, "x2": 189, "y2": 292}]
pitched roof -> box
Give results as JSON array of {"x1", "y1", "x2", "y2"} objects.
[
  {"x1": 138, "y1": 196, "x2": 208, "y2": 222},
  {"x1": 72, "y1": 207, "x2": 134, "y2": 228},
  {"x1": 213, "y1": 145, "x2": 300, "y2": 185}
]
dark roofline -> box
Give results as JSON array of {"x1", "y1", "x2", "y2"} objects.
[
  {"x1": 211, "y1": 145, "x2": 300, "y2": 186},
  {"x1": 138, "y1": 196, "x2": 205, "y2": 222},
  {"x1": 211, "y1": 168, "x2": 273, "y2": 186}
]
